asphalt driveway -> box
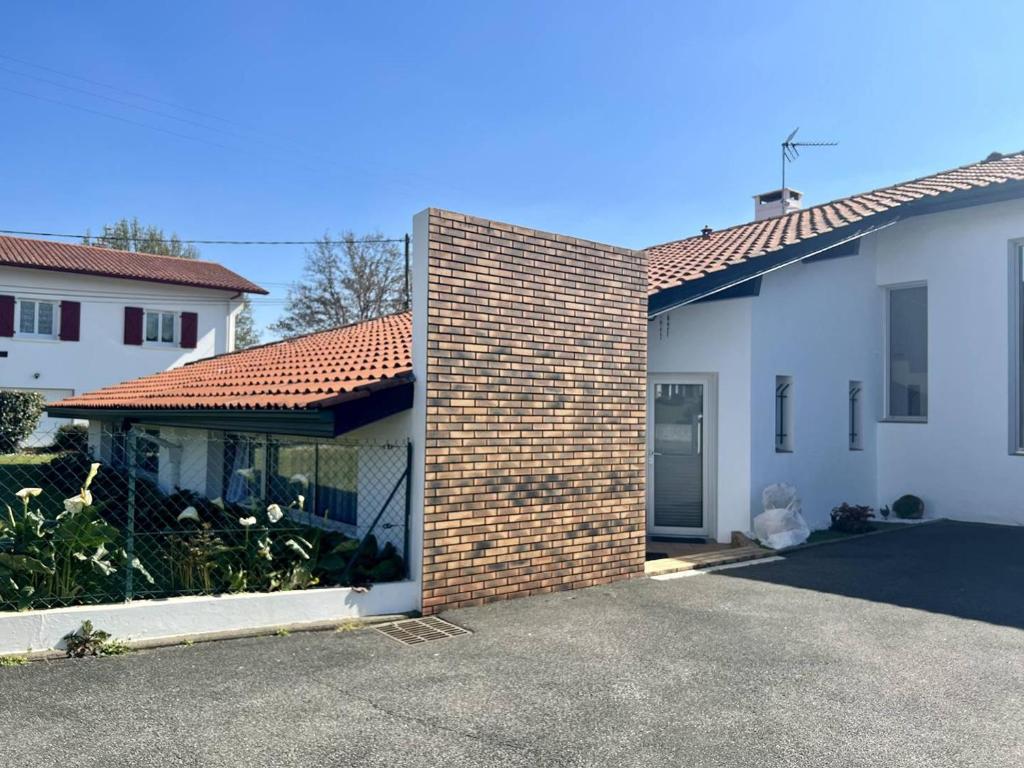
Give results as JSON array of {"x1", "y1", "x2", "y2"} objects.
[{"x1": 2, "y1": 520, "x2": 1022, "y2": 768}]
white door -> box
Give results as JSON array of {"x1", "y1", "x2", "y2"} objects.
[{"x1": 648, "y1": 374, "x2": 716, "y2": 538}]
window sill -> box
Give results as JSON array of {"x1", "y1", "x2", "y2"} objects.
[
  {"x1": 8, "y1": 335, "x2": 61, "y2": 344},
  {"x1": 774, "y1": 449, "x2": 794, "y2": 454},
  {"x1": 879, "y1": 417, "x2": 928, "y2": 424}
]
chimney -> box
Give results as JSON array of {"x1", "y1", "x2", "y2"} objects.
[{"x1": 753, "y1": 187, "x2": 803, "y2": 221}]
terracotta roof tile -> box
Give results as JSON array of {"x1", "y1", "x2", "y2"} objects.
[
  {"x1": 54, "y1": 312, "x2": 412, "y2": 411},
  {"x1": 0, "y1": 235, "x2": 267, "y2": 294},
  {"x1": 646, "y1": 151, "x2": 1024, "y2": 295}
]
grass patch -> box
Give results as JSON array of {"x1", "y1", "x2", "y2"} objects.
[
  {"x1": 0, "y1": 452, "x2": 62, "y2": 466},
  {"x1": 807, "y1": 521, "x2": 905, "y2": 545}
]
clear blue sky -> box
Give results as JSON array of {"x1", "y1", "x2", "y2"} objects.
[{"x1": 2, "y1": 1, "x2": 1022, "y2": 336}]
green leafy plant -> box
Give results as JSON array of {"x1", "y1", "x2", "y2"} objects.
[
  {"x1": 0, "y1": 463, "x2": 153, "y2": 610},
  {"x1": 0, "y1": 392, "x2": 45, "y2": 454},
  {"x1": 893, "y1": 494, "x2": 925, "y2": 519},
  {"x1": 0, "y1": 654, "x2": 27, "y2": 666},
  {"x1": 63, "y1": 619, "x2": 110, "y2": 656},
  {"x1": 830, "y1": 503, "x2": 876, "y2": 534}
]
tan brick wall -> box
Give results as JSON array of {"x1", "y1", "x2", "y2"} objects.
[{"x1": 421, "y1": 209, "x2": 647, "y2": 613}]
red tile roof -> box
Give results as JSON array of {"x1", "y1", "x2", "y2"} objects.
[
  {"x1": 646, "y1": 150, "x2": 1024, "y2": 295},
  {"x1": 54, "y1": 312, "x2": 412, "y2": 411},
  {"x1": 0, "y1": 235, "x2": 267, "y2": 294}
]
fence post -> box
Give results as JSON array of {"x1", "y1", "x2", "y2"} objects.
[
  {"x1": 404, "y1": 441, "x2": 412, "y2": 578},
  {"x1": 124, "y1": 428, "x2": 136, "y2": 603}
]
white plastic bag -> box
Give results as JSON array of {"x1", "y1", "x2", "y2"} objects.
[{"x1": 753, "y1": 483, "x2": 810, "y2": 550}]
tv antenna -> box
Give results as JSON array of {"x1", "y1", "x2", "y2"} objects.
[{"x1": 782, "y1": 127, "x2": 837, "y2": 190}]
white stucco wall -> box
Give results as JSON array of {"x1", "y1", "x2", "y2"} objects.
[
  {"x1": 647, "y1": 298, "x2": 753, "y2": 542},
  {"x1": 0, "y1": 267, "x2": 242, "y2": 436},
  {"x1": 874, "y1": 197, "x2": 1024, "y2": 525},
  {"x1": 749, "y1": 251, "x2": 882, "y2": 530}
]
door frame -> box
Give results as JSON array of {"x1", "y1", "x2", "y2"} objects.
[{"x1": 646, "y1": 372, "x2": 718, "y2": 539}]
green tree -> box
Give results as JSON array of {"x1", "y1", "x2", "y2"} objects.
[
  {"x1": 83, "y1": 217, "x2": 201, "y2": 259},
  {"x1": 234, "y1": 296, "x2": 261, "y2": 349},
  {"x1": 270, "y1": 232, "x2": 405, "y2": 337},
  {"x1": 84, "y1": 217, "x2": 260, "y2": 349}
]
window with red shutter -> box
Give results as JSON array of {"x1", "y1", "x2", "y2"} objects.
[
  {"x1": 124, "y1": 306, "x2": 144, "y2": 345},
  {"x1": 180, "y1": 312, "x2": 198, "y2": 349},
  {"x1": 59, "y1": 301, "x2": 81, "y2": 342},
  {"x1": 0, "y1": 295, "x2": 14, "y2": 337}
]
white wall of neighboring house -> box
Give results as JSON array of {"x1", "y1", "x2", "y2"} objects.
[
  {"x1": 648, "y1": 297, "x2": 753, "y2": 542},
  {"x1": 0, "y1": 267, "x2": 243, "y2": 442},
  {"x1": 874, "y1": 197, "x2": 1024, "y2": 526}
]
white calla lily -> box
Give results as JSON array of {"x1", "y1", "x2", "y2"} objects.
[
  {"x1": 296, "y1": 494, "x2": 305, "y2": 511},
  {"x1": 83, "y1": 462, "x2": 101, "y2": 490},
  {"x1": 238, "y1": 516, "x2": 257, "y2": 527},
  {"x1": 177, "y1": 506, "x2": 200, "y2": 523},
  {"x1": 16, "y1": 487, "x2": 42, "y2": 499},
  {"x1": 266, "y1": 504, "x2": 283, "y2": 523},
  {"x1": 63, "y1": 495, "x2": 86, "y2": 514}
]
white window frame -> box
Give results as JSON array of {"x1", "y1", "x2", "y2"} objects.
[
  {"x1": 15, "y1": 297, "x2": 59, "y2": 339},
  {"x1": 143, "y1": 309, "x2": 178, "y2": 347},
  {"x1": 883, "y1": 281, "x2": 928, "y2": 422},
  {"x1": 1009, "y1": 240, "x2": 1024, "y2": 455}
]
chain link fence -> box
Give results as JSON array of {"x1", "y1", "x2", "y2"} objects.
[{"x1": 0, "y1": 422, "x2": 411, "y2": 612}]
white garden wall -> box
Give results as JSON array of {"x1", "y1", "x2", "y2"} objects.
[{"x1": 0, "y1": 581, "x2": 419, "y2": 655}]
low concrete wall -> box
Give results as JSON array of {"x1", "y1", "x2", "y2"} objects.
[{"x1": 0, "y1": 581, "x2": 419, "y2": 654}]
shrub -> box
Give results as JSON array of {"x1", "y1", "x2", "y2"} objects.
[
  {"x1": 830, "y1": 503, "x2": 876, "y2": 534},
  {"x1": 51, "y1": 423, "x2": 88, "y2": 454},
  {"x1": 62, "y1": 620, "x2": 131, "y2": 657},
  {"x1": 893, "y1": 494, "x2": 924, "y2": 519},
  {"x1": 0, "y1": 391, "x2": 45, "y2": 454}
]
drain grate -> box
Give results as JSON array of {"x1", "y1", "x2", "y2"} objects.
[{"x1": 375, "y1": 617, "x2": 471, "y2": 645}]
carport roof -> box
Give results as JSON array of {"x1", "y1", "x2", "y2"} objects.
[{"x1": 51, "y1": 311, "x2": 413, "y2": 412}]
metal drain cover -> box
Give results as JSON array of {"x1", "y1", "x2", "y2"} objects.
[{"x1": 376, "y1": 617, "x2": 471, "y2": 645}]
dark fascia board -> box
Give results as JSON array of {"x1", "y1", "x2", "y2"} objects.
[
  {"x1": 46, "y1": 406, "x2": 338, "y2": 438},
  {"x1": 48, "y1": 382, "x2": 415, "y2": 439},
  {"x1": 648, "y1": 178, "x2": 1024, "y2": 317}
]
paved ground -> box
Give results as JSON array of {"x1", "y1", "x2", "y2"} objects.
[{"x1": 2, "y1": 520, "x2": 1023, "y2": 768}]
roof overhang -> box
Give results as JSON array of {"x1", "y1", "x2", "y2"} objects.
[
  {"x1": 48, "y1": 380, "x2": 414, "y2": 439},
  {"x1": 647, "y1": 177, "x2": 1024, "y2": 318}
]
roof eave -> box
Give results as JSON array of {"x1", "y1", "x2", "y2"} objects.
[{"x1": 647, "y1": 177, "x2": 1024, "y2": 318}]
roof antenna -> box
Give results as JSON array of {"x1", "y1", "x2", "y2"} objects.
[{"x1": 782, "y1": 127, "x2": 838, "y2": 190}]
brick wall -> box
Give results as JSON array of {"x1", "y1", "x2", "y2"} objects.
[{"x1": 421, "y1": 209, "x2": 647, "y2": 613}]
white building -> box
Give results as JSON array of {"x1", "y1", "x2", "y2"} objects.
[{"x1": 0, "y1": 234, "x2": 265, "y2": 440}]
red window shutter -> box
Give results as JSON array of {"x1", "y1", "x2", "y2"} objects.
[
  {"x1": 59, "y1": 301, "x2": 81, "y2": 341},
  {"x1": 180, "y1": 311, "x2": 198, "y2": 349},
  {"x1": 124, "y1": 306, "x2": 144, "y2": 345},
  {"x1": 0, "y1": 295, "x2": 13, "y2": 337}
]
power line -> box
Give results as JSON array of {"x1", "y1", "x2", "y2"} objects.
[{"x1": 0, "y1": 228, "x2": 405, "y2": 246}]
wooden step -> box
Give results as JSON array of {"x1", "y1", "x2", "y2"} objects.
[{"x1": 644, "y1": 545, "x2": 772, "y2": 576}]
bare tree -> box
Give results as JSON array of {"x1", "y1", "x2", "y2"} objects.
[{"x1": 270, "y1": 232, "x2": 405, "y2": 337}]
